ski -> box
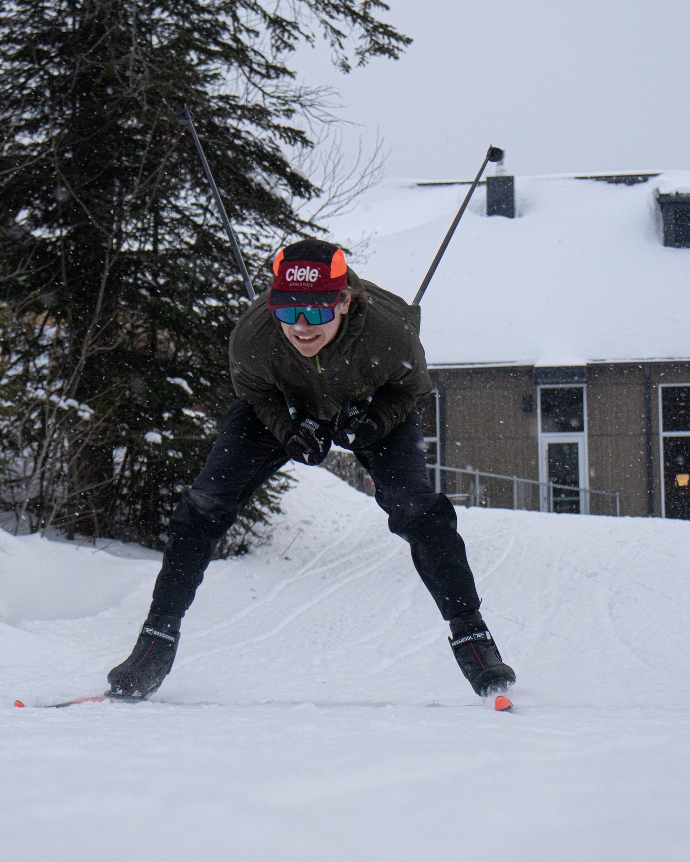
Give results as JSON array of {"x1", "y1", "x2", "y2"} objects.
[
  {"x1": 14, "y1": 691, "x2": 147, "y2": 709},
  {"x1": 494, "y1": 695, "x2": 513, "y2": 712}
]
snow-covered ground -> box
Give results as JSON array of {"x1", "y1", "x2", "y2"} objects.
[{"x1": 1, "y1": 465, "x2": 689, "y2": 860}]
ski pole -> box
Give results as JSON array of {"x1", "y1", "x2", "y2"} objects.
[
  {"x1": 177, "y1": 106, "x2": 256, "y2": 302},
  {"x1": 412, "y1": 145, "x2": 504, "y2": 306}
]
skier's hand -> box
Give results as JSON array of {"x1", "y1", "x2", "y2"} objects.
[
  {"x1": 284, "y1": 416, "x2": 332, "y2": 466},
  {"x1": 332, "y1": 399, "x2": 385, "y2": 450},
  {"x1": 332, "y1": 398, "x2": 369, "y2": 446}
]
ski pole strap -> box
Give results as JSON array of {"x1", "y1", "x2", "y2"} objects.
[
  {"x1": 297, "y1": 417, "x2": 319, "y2": 436},
  {"x1": 141, "y1": 625, "x2": 177, "y2": 644},
  {"x1": 342, "y1": 395, "x2": 373, "y2": 422}
]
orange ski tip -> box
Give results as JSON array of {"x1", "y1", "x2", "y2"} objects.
[
  {"x1": 14, "y1": 700, "x2": 26, "y2": 708},
  {"x1": 494, "y1": 695, "x2": 513, "y2": 712}
]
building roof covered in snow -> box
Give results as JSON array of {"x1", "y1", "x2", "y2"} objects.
[{"x1": 327, "y1": 171, "x2": 690, "y2": 368}]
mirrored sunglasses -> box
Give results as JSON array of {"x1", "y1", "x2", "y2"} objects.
[{"x1": 273, "y1": 306, "x2": 336, "y2": 325}]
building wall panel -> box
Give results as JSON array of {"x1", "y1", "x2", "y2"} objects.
[
  {"x1": 428, "y1": 361, "x2": 690, "y2": 520},
  {"x1": 432, "y1": 367, "x2": 538, "y2": 481},
  {"x1": 587, "y1": 365, "x2": 649, "y2": 517}
]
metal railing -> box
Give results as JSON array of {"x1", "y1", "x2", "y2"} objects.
[{"x1": 428, "y1": 463, "x2": 620, "y2": 517}]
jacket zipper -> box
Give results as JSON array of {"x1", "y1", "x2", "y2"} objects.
[{"x1": 313, "y1": 352, "x2": 329, "y2": 411}]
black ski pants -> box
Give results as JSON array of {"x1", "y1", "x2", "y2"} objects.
[{"x1": 150, "y1": 400, "x2": 480, "y2": 621}]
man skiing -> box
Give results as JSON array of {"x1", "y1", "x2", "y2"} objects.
[{"x1": 107, "y1": 239, "x2": 516, "y2": 700}]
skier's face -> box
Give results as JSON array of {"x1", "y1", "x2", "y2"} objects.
[{"x1": 280, "y1": 293, "x2": 352, "y2": 357}]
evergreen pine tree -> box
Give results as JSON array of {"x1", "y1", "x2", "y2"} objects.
[{"x1": 0, "y1": 0, "x2": 409, "y2": 549}]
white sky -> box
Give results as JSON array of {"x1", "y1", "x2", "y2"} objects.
[{"x1": 293, "y1": 0, "x2": 690, "y2": 179}]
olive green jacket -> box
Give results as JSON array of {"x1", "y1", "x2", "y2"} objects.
[{"x1": 229, "y1": 276, "x2": 432, "y2": 444}]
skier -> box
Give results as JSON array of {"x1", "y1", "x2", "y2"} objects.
[{"x1": 107, "y1": 239, "x2": 515, "y2": 699}]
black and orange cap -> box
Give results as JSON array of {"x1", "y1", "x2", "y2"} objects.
[{"x1": 267, "y1": 239, "x2": 347, "y2": 309}]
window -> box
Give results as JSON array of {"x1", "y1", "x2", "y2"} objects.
[
  {"x1": 540, "y1": 387, "x2": 585, "y2": 433},
  {"x1": 661, "y1": 386, "x2": 690, "y2": 432}
]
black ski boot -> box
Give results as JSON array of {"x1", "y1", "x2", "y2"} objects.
[
  {"x1": 448, "y1": 610, "x2": 516, "y2": 697},
  {"x1": 107, "y1": 614, "x2": 181, "y2": 699}
]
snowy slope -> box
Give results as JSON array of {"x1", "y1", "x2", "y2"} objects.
[
  {"x1": 327, "y1": 172, "x2": 690, "y2": 367},
  {"x1": 1, "y1": 466, "x2": 690, "y2": 861}
]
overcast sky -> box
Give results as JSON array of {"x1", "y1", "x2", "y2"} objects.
[{"x1": 293, "y1": 0, "x2": 690, "y2": 180}]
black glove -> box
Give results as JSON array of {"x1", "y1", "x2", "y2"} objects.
[
  {"x1": 284, "y1": 416, "x2": 332, "y2": 466},
  {"x1": 332, "y1": 399, "x2": 386, "y2": 450}
]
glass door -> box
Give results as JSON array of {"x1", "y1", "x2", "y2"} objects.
[
  {"x1": 545, "y1": 439, "x2": 585, "y2": 513},
  {"x1": 660, "y1": 385, "x2": 690, "y2": 520},
  {"x1": 663, "y1": 438, "x2": 690, "y2": 519},
  {"x1": 538, "y1": 385, "x2": 589, "y2": 514}
]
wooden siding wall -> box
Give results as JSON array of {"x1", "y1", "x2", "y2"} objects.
[
  {"x1": 433, "y1": 365, "x2": 539, "y2": 479},
  {"x1": 430, "y1": 363, "x2": 690, "y2": 518},
  {"x1": 586, "y1": 365, "x2": 650, "y2": 518}
]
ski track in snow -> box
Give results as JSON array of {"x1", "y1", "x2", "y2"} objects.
[{"x1": 1, "y1": 465, "x2": 690, "y2": 861}]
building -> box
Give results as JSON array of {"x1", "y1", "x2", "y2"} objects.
[{"x1": 328, "y1": 168, "x2": 690, "y2": 518}]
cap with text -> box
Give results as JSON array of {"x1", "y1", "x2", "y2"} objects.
[{"x1": 267, "y1": 239, "x2": 347, "y2": 310}]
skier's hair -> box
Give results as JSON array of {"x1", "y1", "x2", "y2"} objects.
[{"x1": 344, "y1": 267, "x2": 368, "y2": 308}]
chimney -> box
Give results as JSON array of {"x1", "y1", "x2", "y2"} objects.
[
  {"x1": 486, "y1": 155, "x2": 515, "y2": 218},
  {"x1": 657, "y1": 191, "x2": 690, "y2": 248}
]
